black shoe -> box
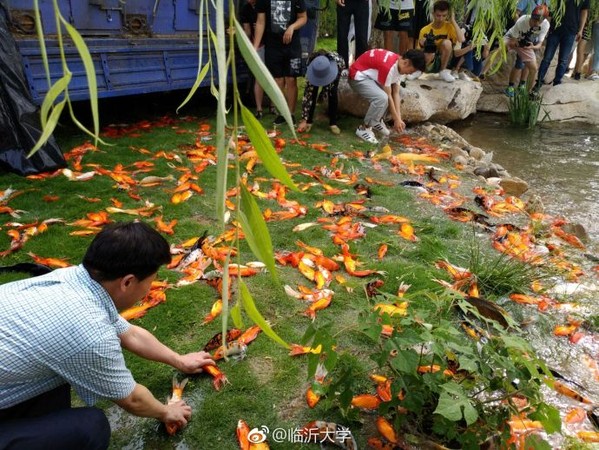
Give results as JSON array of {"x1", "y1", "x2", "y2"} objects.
[
  {"x1": 573, "y1": 72, "x2": 581, "y2": 81},
  {"x1": 255, "y1": 110, "x2": 263, "y2": 119}
]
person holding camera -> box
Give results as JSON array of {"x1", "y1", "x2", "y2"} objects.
[
  {"x1": 504, "y1": 4, "x2": 550, "y2": 95},
  {"x1": 417, "y1": 0, "x2": 464, "y2": 83}
]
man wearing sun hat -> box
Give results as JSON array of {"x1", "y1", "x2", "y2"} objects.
[
  {"x1": 504, "y1": 4, "x2": 550, "y2": 95},
  {"x1": 297, "y1": 50, "x2": 346, "y2": 135}
]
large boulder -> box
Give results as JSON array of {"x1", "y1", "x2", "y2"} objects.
[
  {"x1": 338, "y1": 75, "x2": 483, "y2": 124},
  {"x1": 476, "y1": 78, "x2": 599, "y2": 125}
]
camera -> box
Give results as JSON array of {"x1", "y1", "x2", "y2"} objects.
[
  {"x1": 423, "y1": 30, "x2": 437, "y2": 53},
  {"x1": 518, "y1": 37, "x2": 532, "y2": 47},
  {"x1": 463, "y1": 24, "x2": 473, "y2": 46}
]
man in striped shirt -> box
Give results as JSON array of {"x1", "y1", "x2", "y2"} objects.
[{"x1": 0, "y1": 222, "x2": 214, "y2": 449}]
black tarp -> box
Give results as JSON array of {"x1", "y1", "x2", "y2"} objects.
[{"x1": 0, "y1": 3, "x2": 66, "y2": 176}]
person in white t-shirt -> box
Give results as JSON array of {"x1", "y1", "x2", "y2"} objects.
[
  {"x1": 504, "y1": 4, "x2": 550, "y2": 95},
  {"x1": 348, "y1": 48, "x2": 425, "y2": 144}
]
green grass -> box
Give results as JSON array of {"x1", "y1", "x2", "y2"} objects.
[{"x1": 0, "y1": 93, "x2": 578, "y2": 448}]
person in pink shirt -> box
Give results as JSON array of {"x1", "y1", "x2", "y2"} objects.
[{"x1": 349, "y1": 48, "x2": 425, "y2": 144}]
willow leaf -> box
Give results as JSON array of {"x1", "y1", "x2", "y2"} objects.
[
  {"x1": 33, "y1": 0, "x2": 50, "y2": 88},
  {"x1": 28, "y1": 99, "x2": 66, "y2": 157},
  {"x1": 230, "y1": 303, "x2": 245, "y2": 329},
  {"x1": 40, "y1": 72, "x2": 71, "y2": 129},
  {"x1": 239, "y1": 184, "x2": 279, "y2": 284},
  {"x1": 177, "y1": 63, "x2": 210, "y2": 113},
  {"x1": 221, "y1": 253, "x2": 230, "y2": 349},
  {"x1": 241, "y1": 105, "x2": 298, "y2": 191},
  {"x1": 66, "y1": 101, "x2": 109, "y2": 146},
  {"x1": 239, "y1": 280, "x2": 289, "y2": 348},
  {"x1": 60, "y1": 18, "x2": 100, "y2": 145},
  {"x1": 233, "y1": 18, "x2": 296, "y2": 135}
]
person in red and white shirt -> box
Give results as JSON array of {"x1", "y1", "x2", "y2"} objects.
[{"x1": 349, "y1": 48, "x2": 425, "y2": 144}]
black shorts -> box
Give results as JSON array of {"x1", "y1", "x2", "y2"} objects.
[
  {"x1": 265, "y1": 43, "x2": 303, "y2": 78},
  {"x1": 374, "y1": 9, "x2": 414, "y2": 33}
]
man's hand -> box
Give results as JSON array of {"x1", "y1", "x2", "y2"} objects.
[
  {"x1": 336, "y1": 0, "x2": 345, "y2": 6},
  {"x1": 163, "y1": 400, "x2": 192, "y2": 427},
  {"x1": 283, "y1": 27, "x2": 295, "y2": 44},
  {"x1": 393, "y1": 118, "x2": 406, "y2": 133},
  {"x1": 176, "y1": 351, "x2": 215, "y2": 374}
]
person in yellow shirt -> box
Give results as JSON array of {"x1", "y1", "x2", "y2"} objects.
[{"x1": 417, "y1": 0, "x2": 464, "y2": 82}]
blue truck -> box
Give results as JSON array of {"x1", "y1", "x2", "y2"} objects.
[{"x1": 4, "y1": 0, "x2": 320, "y2": 105}]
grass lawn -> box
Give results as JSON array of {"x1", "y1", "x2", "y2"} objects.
[{"x1": 1, "y1": 71, "x2": 597, "y2": 449}]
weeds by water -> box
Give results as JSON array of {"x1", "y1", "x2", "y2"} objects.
[{"x1": 508, "y1": 87, "x2": 547, "y2": 129}]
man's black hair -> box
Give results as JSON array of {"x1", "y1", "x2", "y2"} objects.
[
  {"x1": 83, "y1": 221, "x2": 171, "y2": 282},
  {"x1": 403, "y1": 49, "x2": 426, "y2": 73},
  {"x1": 433, "y1": 0, "x2": 450, "y2": 12}
]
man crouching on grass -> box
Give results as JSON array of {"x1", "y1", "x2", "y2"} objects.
[
  {"x1": 0, "y1": 221, "x2": 215, "y2": 450},
  {"x1": 349, "y1": 48, "x2": 425, "y2": 144}
]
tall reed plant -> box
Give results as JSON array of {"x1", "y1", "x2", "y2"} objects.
[{"x1": 507, "y1": 87, "x2": 547, "y2": 128}]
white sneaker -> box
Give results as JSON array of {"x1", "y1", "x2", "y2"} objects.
[
  {"x1": 406, "y1": 70, "x2": 422, "y2": 81},
  {"x1": 458, "y1": 71, "x2": 472, "y2": 81},
  {"x1": 355, "y1": 126, "x2": 379, "y2": 144},
  {"x1": 372, "y1": 120, "x2": 390, "y2": 136},
  {"x1": 589, "y1": 72, "x2": 599, "y2": 80},
  {"x1": 440, "y1": 69, "x2": 455, "y2": 83}
]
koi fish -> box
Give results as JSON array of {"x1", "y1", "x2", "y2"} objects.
[
  {"x1": 306, "y1": 386, "x2": 321, "y2": 408},
  {"x1": 203, "y1": 328, "x2": 243, "y2": 352},
  {"x1": 236, "y1": 419, "x2": 270, "y2": 449},
  {"x1": 165, "y1": 377, "x2": 189, "y2": 435},
  {"x1": 299, "y1": 421, "x2": 357, "y2": 450},
  {"x1": 27, "y1": 253, "x2": 71, "y2": 268},
  {"x1": 203, "y1": 364, "x2": 229, "y2": 390},
  {"x1": 202, "y1": 299, "x2": 222, "y2": 325},
  {"x1": 577, "y1": 431, "x2": 599, "y2": 443},
  {"x1": 213, "y1": 341, "x2": 247, "y2": 361},
  {"x1": 552, "y1": 380, "x2": 594, "y2": 404},
  {"x1": 351, "y1": 394, "x2": 381, "y2": 410},
  {"x1": 375, "y1": 416, "x2": 398, "y2": 444},
  {"x1": 289, "y1": 344, "x2": 322, "y2": 356}
]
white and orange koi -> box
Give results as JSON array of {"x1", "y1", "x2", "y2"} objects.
[{"x1": 165, "y1": 377, "x2": 189, "y2": 435}]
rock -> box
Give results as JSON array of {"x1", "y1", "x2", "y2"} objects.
[
  {"x1": 448, "y1": 146, "x2": 469, "y2": 159},
  {"x1": 525, "y1": 194, "x2": 545, "y2": 214},
  {"x1": 473, "y1": 164, "x2": 500, "y2": 178},
  {"x1": 453, "y1": 155, "x2": 469, "y2": 166},
  {"x1": 477, "y1": 78, "x2": 599, "y2": 125},
  {"x1": 562, "y1": 222, "x2": 590, "y2": 244},
  {"x1": 468, "y1": 146, "x2": 486, "y2": 160},
  {"x1": 499, "y1": 177, "x2": 529, "y2": 197},
  {"x1": 338, "y1": 76, "x2": 483, "y2": 124}
]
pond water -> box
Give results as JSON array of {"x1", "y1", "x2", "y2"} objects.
[{"x1": 451, "y1": 113, "x2": 599, "y2": 248}]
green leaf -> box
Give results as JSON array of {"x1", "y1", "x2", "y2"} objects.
[
  {"x1": 233, "y1": 18, "x2": 296, "y2": 133},
  {"x1": 434, "y1": 390, "x2": 478, "y2": 426},
  {"x1": 239, "y1": 184, "x2": 279, "y2": 284},
  {"x1": 28, "y1": 99, "x2": 66, "y2": 157},
  {"x1": 39, "y1": 72, "x2": 71, "y2": 129},
  {"x1": 33, "y1": 0, "x2": 50, "y2": 88},
  {"x1": 388, "y1": 348, "x2": 419, "y2": 374},
  {"x1": 60, "y1": 18, "x2": 100, "y2": 145},
  {"x1": 529, "y1": 402, "x2": 561, "y2": 434},
  {"x1": 523, "y1": 434, "x2": 552, "y2": 450},
  {"x1": 239, "y1": 280, "x2": 289, "y2": 348},
  {"x1": 230, "y1": 303, "x2": 244, "y2": 329},
  {"x1": 240, "y1": 105, "x2": 298, "y2": 191},
  {"x1": 177, "y1": 63, "x2": 210, "y2": 113}
]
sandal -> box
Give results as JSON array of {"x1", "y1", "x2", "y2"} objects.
[
  {"x1": 329, "y1": 125, "x2": 341, "y2": 135},
  {"x1": 297, "y1": 122, "x2": 312, "y2": 133}
]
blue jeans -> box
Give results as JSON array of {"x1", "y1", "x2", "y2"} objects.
[
  {"x1": 593, "y1": 22, "x2": 599, "y2": 73},
  {"x1": 463, "y1": 50, "x2": 485, "y2": 76},
  {"x1": 537, "y1": 28, "x2": 577, "y2": 86}
]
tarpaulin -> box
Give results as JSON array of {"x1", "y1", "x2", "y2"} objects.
[{"x1": 0, "y1": 3, "x2": 65, "y2": 176}]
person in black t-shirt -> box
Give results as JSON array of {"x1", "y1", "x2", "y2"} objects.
[
  {"x1": 536, "y1": 0, "x2": 590, "y2": 88},
  {"x1": 253, "y1": 0, "x2": 307, "y2": 124}
]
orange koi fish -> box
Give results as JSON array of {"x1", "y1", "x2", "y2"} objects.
[
  {"x1": 238, "y1": 325, "x2": 262, "y2": 345},
  {"x1": 154, "y1": 216, "x2": 177, "y2": 235},
  {"x1": 236, "y1": 419, "x2": 270, "y2": 449},
  {"x1": 213, "y1": 341, "x2": 247, "y2": 361},
  {"x1": 552, "y1": 380, "x2": 593, "y2": 404},
  {"x1": 289, "y1": 344, "x2": 322, "y2": 356},
  {"x1": 202, "y1": 364, "x2": 229, "y2": 391},
  {"x1": 577, "y1": 431, "x2": 599, "y2": 443},
  {"x1": 374, "y1": 302, "x2": 408, "y2": 317},
  {"x1": 377, "y1": 244, "x2": 388, "y2": 260},
  {"x1": 303, "y1": 296, "x2": 333, "y2": 320},
  {"x1": 202, "y1": 299, "x2": 222, "y2": 325},
  {"x1": 375, "y1": 416, "x2": 398, "y2": 444},
  {"x1": 351, "y1": 394, "x2": 381, "y2": 410},
  {"x1": 27, "y1": 253, "x2": 71, "y2": 268},
  {"x1": 306, "y1": 386, "x2": 321, "y2": 408},
  {"x1": 367, "y1": 437, "x2": 397, "y2": 450},
  {"x1": 165, "y1": 377, "x2": 189, "y2": 435}
]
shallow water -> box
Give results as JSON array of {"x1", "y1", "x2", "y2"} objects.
[{"x1": 451, "y1": 114, "x2": 599, "y2": 247}]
